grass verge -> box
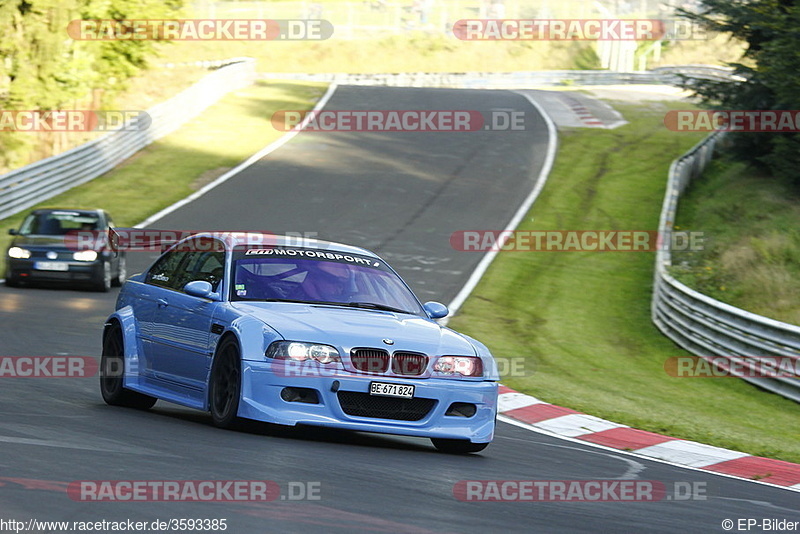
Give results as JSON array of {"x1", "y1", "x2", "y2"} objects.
[
  {"x1": 449, "y1": 100, "x2": 800, "y2": 463},
  {"x1": 0, "y1": 80, "x2": 327, "y2": 275},
  {"x1": 671, "y1": 158, "x2": 800, "y2": 325}
]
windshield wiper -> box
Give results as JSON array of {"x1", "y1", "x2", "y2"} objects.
[
  {"x1": 260, "y1": 298, "x2": 324, "y2": 305},
  {"x1": 345, "y1": 301, "x2": 411, "y2": 314},
  {"x1": 256, "y1": 298, "x2": 412, "y2": 314}
]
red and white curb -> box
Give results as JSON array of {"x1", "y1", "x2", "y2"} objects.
[
  {"x1": 563, "y1": 95, "x2": 605, "y2": 127},
  {"x1": 556, "y1": 94, "x2": 628, "y2": 130},
  {"x1": 498, "y1": 385, "x2": 800, "y2": 491}
]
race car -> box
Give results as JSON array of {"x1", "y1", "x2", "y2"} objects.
[
  {"x1": 100, "y1": 233, "x2": 499, "y2": 453},
  {"x1": 5, "y1": 208, "x2": 126, "y2": 291}
]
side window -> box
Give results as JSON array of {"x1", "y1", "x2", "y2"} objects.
[
  {"x1": 19, "y1": 214, "x2": 36, "y2": 235},
  {"x1": 146, "y1": 238, "x2": 225, "y2": 293},
  {"x1": 146, "y1": 249, "x2": 191, "y2": 290},
  {"x1": 188, "y1": 250, "x2": 226, "y2": 291}
]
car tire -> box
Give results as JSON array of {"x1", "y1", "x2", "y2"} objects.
[
  {"x1": 93, "y1": 261, "x2": 112, "y2": 292},
  {"x1": 112, "y1": 255, "x2": 127, "y2": 287},
  {"x1": 209, "y1": 337, "x2": 243, "y2": 429},
  {"x1": 100, "y1": 323, "x2": 157, "y2": 409},
  {"x1": 5, "y1": 274, "x2": 21, "y2": 287},
  {"x1": 431, "y1": 438, "x2": 490, "y2": 454}
]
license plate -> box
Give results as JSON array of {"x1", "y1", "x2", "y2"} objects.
[
  {"x1": 34, "y1": 261, "x2": 69, "y2": 271},
  {"x1": 369, "y1": 381, "x2": 415, "y2": 399}
]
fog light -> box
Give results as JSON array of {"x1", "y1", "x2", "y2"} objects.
[
  {"x1": 445, "y1": 402, "x2": 477, "y2": 418},
  {"x1": 280, "y1": 387, "x2": 320, "y2": 404}
]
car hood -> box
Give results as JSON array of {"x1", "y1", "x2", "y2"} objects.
[
  {"x1": 231, "y1": 301, "x2": 477, "y2": 356},
  {"x1": 10, "y1": 235, "x2": 70, "y2": 249}
]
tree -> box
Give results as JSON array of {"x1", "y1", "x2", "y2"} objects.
[
  {"x1": 0, "y1": 0, "x2": 183, "y2": 169},
  {"x1": 681, "y1": 0, "x2": 800, "y2": 185},
  {"x1": 76, "y1": 0, "x2": 184, "y2": 95}
]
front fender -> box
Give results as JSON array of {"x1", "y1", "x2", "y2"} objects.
[
  {"x1": 104, "y1": 306, "x2": 144, "y2": 388},
  {"x1": 210, "y1": 311, "x2": 282, "y2": 415}
]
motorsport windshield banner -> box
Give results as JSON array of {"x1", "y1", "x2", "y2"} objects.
[{"x1": 237, "y1": 246, "x2": 388, "y2": 271}]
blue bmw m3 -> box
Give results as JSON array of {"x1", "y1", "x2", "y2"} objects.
[{"x1": 101, "y1": 233, "x2": 499, "y2": 453}]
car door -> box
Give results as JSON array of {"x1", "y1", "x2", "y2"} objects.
[
  {"x1": 148, "y1": 239, "x2": 226, "y2": 399},
  {"x1": 103, "y1": 212, "x2": 123, "y2": 276},
  {"x1": 137, "y1": 247, "x2": 192, "y2": 383}
]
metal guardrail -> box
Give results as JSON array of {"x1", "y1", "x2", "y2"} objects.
[
  {"x1": 0, "y1": 58, "x2": 255, "y2": 221},
  {"x1": 649, "y1": 64, "x2": 746, "y2": 83},
  {"x1": 259, "y1": 66, "x2": 737, "y2": 89},
  {"x1": 653, "y1": 133, "x2": 800, "y2": 402},
  {"x1": 261, "y1": 70, "x2": 665, "y2": 88}
]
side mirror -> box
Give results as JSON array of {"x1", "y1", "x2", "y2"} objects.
[
  {"x1": 184, "y1": 280, "x2": 219, "y2": 300},
  {"x1": 8, "y1": 229, "x2": 18, "y2": 235},
  {"x1": 423, "y1": 301, "x2": 449, "y2": 319}
]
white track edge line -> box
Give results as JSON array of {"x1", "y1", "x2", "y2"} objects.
[
  {"x1": 443, "y1": 91, "x2": 558, "y2": 322},
  {"x1": 498, "y1": 414, "x2": 800, "y2": 494}
]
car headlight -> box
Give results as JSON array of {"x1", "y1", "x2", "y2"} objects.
[
  {"x1": 266, "y1": 341, "x2": 341, "y2": 364},
  {"x1": 433, "y1": 356, "x2": 483, "y2": 377},
  {"x1": 73, "y1": 250, "x2": 98, "y2": 261},
  {"x1": 8, "y1": 247, "x2": 31, "y2": 259}
]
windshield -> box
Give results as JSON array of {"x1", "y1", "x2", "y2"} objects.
[
  {"x1": 19, "y1": 211, "x2": 100, "y2": 236},
  {"x1": 232, "y1": 248, "x2": 424, "y2": 315}
]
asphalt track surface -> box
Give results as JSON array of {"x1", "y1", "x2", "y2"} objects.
[{"x1": 1, "y1": 86, "x2": 798, "y2": 533}]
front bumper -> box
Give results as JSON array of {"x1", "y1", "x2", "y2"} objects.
[
  {"x1": 238, "y1": 359, "x2": 498, "y2": 443},
  {"x1": 6, "y1": 258, "x2": 103, "y2": 283}
]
